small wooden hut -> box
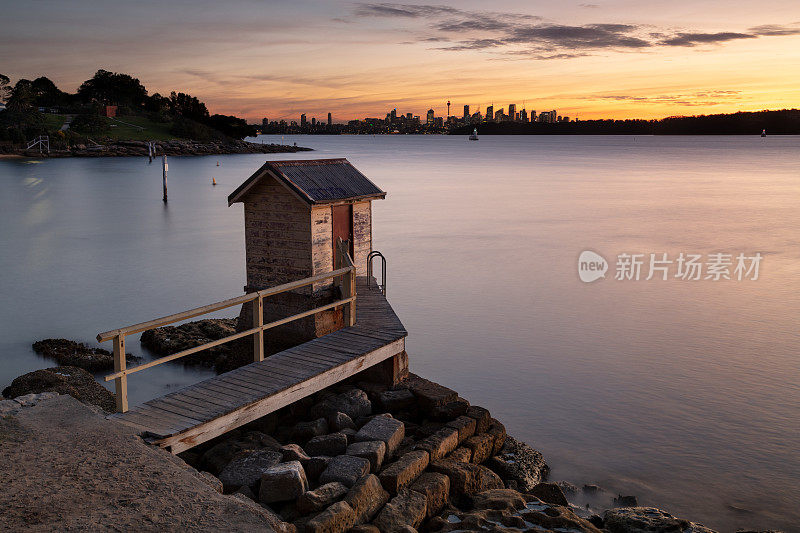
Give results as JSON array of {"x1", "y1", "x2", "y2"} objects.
[{"x1": 228, "y1": 158, "x2": 386, "y2": 345}]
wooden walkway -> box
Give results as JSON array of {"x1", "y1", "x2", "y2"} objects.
[{"x1": 109, "y1": 277, "x2": 406, "y2": 454}]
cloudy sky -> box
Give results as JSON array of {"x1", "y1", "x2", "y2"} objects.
[{"x1": 2, "y1": 0, "x2": 799, "y2": 121}]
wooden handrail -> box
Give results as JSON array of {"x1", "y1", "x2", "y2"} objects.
[
  {"x1": 97, "y1": 267, "x2": 353, "y2": 342},
  {"x1": 98, "y1": 264, "x2": 356, "y2": 413}
]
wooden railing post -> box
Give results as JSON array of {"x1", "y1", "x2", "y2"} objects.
[
  {"x1": 348, "y1": 266, "x2": 356, "y2": 326},
  {"x1": 253, "y1": 295, "x2": 264, "y2": 362},
  {"x1": 113, "y1": 334, "x2": 128, "y2": 413}
]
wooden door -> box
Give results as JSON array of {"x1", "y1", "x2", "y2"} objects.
[{"x1": 332, "y1": 204, "x2": 354, "y2": 257}]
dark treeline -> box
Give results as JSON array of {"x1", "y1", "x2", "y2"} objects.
[
  {"x1": 0, "y1": 70, "x2": 256, "y2": 143},
  {"x1": 451, "y1": 109, "x2": 800, "y2": 135}
]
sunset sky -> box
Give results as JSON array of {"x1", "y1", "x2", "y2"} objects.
[{"x1": 2, "y1": 0, "x2": 800, "y2": 121}]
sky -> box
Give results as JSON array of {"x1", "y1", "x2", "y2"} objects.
[{"x1": 2, "y1": 0, "x2": 800, "y2": 121}]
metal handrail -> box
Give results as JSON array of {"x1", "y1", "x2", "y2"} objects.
[{"x1": 367, "y1": 250, "x2": 386, "y2": 296}]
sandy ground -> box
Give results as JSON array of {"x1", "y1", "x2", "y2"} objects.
[{"x1": 0, "y1": 395, "x2": 275, "y2": 532}]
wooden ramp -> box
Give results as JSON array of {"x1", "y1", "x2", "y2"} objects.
[{"x1": 109, "y1": 277, "x2": 406, "y2": 454}]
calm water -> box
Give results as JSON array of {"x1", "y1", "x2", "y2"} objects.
[{"x1": 1, "y1": 135, "x2": 798, "y2": 531}]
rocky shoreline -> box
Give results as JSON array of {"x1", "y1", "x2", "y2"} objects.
[{"x1": 1, "y1": 139, "x2": 311, "y2": 158}]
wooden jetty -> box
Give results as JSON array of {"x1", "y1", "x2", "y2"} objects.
[{"x1": 97, "y1": 158, "x2": 402, "y2": 454}]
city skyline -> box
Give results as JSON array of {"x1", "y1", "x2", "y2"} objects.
[{"x1": 2, "y1": 1, "x2": 799, "y2": 121}]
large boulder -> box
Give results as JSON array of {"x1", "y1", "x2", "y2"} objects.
[
  {"x1": 429, "y1": 459, "x2": 504, "y2": 497},
  {"x1": 487, "y1": 436, "x2": 549, "y2": 492},
  {"x1": 305, "y1": 501, "x2": 356, "y2": 533},
  {"x1": 346, "y1": 440, "x2": 386, "y2": 472},
  {"x1": 343, "y1": 474, "x2": 389, "y2": 524},
  {"x1": 410, "y1": 472, "x2": 450, "y2": 518},
  {"x1": 603, "y1": 507, "x2": 717, "y2": 533},
  {"x1": 140, "y1": 318, "x2": 239, "y2": 371},
  {"x1": 217, "y1": 449, "x2": 283, "y2": 493},
  {"x1": 2, "y1": 366, "x2": 115, "y2": 412},
  {"x1": 311, "y1": 389, "x2": 372, "y2": 420},
  {"x1": 259, "y1": 461, "x2": 309, "y2": 504},
  {"x1": 372, "y1": 490, "x2": 427, "y2": 533},
  {"x1": 354, "y1": 415, "x2": 404, "y2": 457},
  {"x1": 379, "y1": 450, "x2": 429, "y2": 494},
  {"x1": 319, "y1": 455, "x2": 371, "y2": 488},
  {"x1": 530, "y1": 482, "x2": 569, "y2": 506},
  {"x1": 31, "y1": 339, "x2": 138, "y2": 372},
  {"x1": 200, "y1": 431, "x2": 272, "y2": 474},
  {"x1": 305, "y1": 433, "x2": 348, "y2": 457},
  {"x1": 296, "y1": 482, "x2": 348, "y2": 514}
]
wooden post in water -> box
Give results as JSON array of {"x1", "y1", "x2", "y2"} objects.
[
  {"x1": 162, "y1": 155, "x2": 168, "y2": 203},
  {"x1": 148, "y1": 141, "x2": 153, "y2": 163},
  {"x1": 113, "y1": 334, "x2": 128, "y2": 413}
]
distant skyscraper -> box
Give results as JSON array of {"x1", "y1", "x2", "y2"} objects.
[
  {"x1": 426, "y1": 108, "x2": 435, "y2": 125},
  {"x1": 486, "y1": 105, "x2": 493, "y2": 122},
  {"x1": 300, "y1": 113, "x2": 307, "y2": 126},
  {"x1": 530, "y1": 110, "x2": 536, "y2": 122},
  {"x1": 327, "y1": 112, "x2": 332, "y2": 126},
  {"x1": 495, "y1": 108, "x2": 504, "y2": 121},
  {"x1": 262, "y1": 117, "x2": 269, "y2": 127},
  {"x1": 311, "y1": 117, "x2": 316, "y2": 126},
  {"x1": 463, "y1": 105, "x2": 469, "y2": 119},
  {"x1": 390, "y1": 108, "x2": 397, "y2": 122},
  {"x1": 520, "y1": 108, "x2": 527, "y2": 123},
  {"x1": 508, "y1": 104, "x2": 516, "y2": 121},
  {"x1": 406, "y1": 112, "x2": 412, "y2": 120}
]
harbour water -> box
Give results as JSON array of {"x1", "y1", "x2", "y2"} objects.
[{"x1": 1, "y1": 134, "x2": 798, "y2": 531}]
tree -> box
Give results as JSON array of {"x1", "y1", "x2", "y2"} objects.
[
  {"x1": 0, "y1": 74, "x2": 11, "y2": 103},
  {"x1": 76, "y1": 69, "x2": 148, "y2": 106},
  {"x1": 168, "y1": 91, "x2": 209, "y2": 121},
  {"x1": 31, "y1": 76, "x2": 69, "y2": 108},
  {"x1": 7, "y1": 79, "x2": 36, "y2": 112}
]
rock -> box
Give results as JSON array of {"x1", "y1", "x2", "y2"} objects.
[
  {"x1": 398, "y1": 527, "x2": 417, "y2": 533},
  {"x1": 31, "y1": 339, "x2": 139, "y2": 372},
  {"x1": 231, "y1": 493, "x2": 297, "y2": 533},
  {"x1": 218, "y1": 449, "x2": 283, "y2": 493},
  {"x1": 379, "y1": 389, "x2": 415, "y2": 412},
  {"x1": 603, "y1": 507, "x2": 716, "y2": 533},
  {"x1": 200, "y1": 433, "x2": 269, "y2": 475},
  {"x1": 379, "y1": 450, "x2": 429, "y2": 494},
  {"x1": 429, "y1": 459, "x2": 504, "y2": 497},
  {"x1": 140, "y1": 318, "x2": 238, "y2": 371},
  {"x1": 0, "y1": 399, "x2": 20, "y2": 416},
  {"x1": 445, "y1": 415, "x2": 477, "y2": 444},
  {"x1": 448, "y1": 447, "x2": 472, "y2": 463},
  {"x1": 304, "y1": 501, "x2": 356, "y2": 533},
  {"x1": 346, "y1": 440, "x2": 386, "y2": 472},
  {"x1": 410, "y1": 472, "x2": 450, "y2": 518},
  {"x1": 234, "y1": 485, "x2": 257, "y2": 501},
  {"x1": 614, "y1": 494, "x2": 639, "y2": 507},
  {"x1": 311, "y1": 389, "x2": 372, "y2": 420},
  {"x1": 583, "y1": 484, "x2": 601, "y2": 494},
  {"x1": 198, "y1": 471, "x2": 223, "y2": 493},
  {"x1": 319, "y1": 455, "x2": 370, "y2": 488},
  {"x1": 349, "y1": 526, "x2": 380, "y2": 533},
  {"x1": 296, "y1": 482, "x2": 348, "y2": 514},
  {"x1": 530, "y1": 482, "x2": 569, "y2": 506},
  {"x1": 430, "y1": 397, "x2": 470, "y2": 421},
  {"x1": 305, "y1": 433, "x2": 348, "y2": 457},
  {"x1": 306, "y1": 456, "x2": 331, "y2": 481},
  {"x1": 354, "y1": 415, "x2": 404, "y2": 457},
  {"x1": 465, "y1": 405, "x2": 491, "y2": 433},
  {"x1": 341, "y1": 427, "x2": 357, "y2": 444},
  {"x1": 343, "y1": 474, "x2": 389, "y2": 524},
  {"x1": 487, "y1": 436, "x2": 548, "y2": 492},
  {"x1": 464, "y1": 433, "x2": 494, "y2": 464},
  {"x1": 372, "y1": 490, "x2": 427, "y2": 532},
  {"x1": 414, "y1": 427, "x2": 459, "y2": 461},
  {"x1": 328, "y1": 411, "x2": 355, "y2": 432},
  {"x1": 281, "y1": 443, "x2": 311, "y2": 463},
  {"x1": 557, "y1": 481, "x2": 580, "y2": 495},
  {"x1": 12, "y1": 392, "x2": 58, "y2": 406},
  {"x1": 486, "y1": 417, "x2": 507, "y2": 454},
  {"x1": 404, "y1": 373, "x2": 457, "y2": 409},
  {"x1": 472, "y1": 488, "x2": 528, "y2": 511},
  {"x1": 259, "y1": 461, "x2": 309, "y2": 504},
  {"x1": 2, "y1": 366, "x2": 115, "y2": 412},
  {"x1": 292, "y1": 418, "x2": 329, "y2": 441}
]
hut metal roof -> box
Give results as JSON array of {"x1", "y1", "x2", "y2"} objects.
[{"x1": 228, "y1": 158, "x2": 386, "y2": 206}]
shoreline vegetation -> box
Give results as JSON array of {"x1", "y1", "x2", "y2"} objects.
[{"x1": 0, "y1": 70, "x2": 308, "y2": 157}]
